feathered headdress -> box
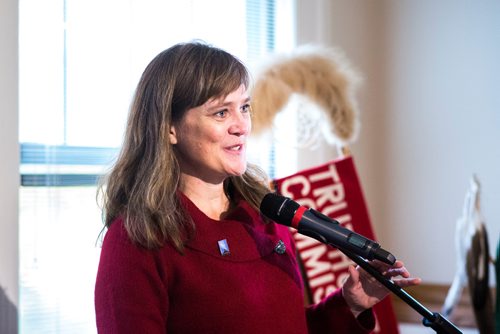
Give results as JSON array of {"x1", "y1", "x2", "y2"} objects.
[{"x1": 250, "y1": 45, "x2": 363, "y2": 147}]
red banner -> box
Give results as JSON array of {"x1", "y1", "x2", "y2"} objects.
[{"x1": 273, "y1": 156, "x2": 399, "y2": 333}]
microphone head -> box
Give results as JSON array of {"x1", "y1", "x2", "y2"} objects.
[{"x1": 260, "y1": 193, "x2": 299, "y2": 226}]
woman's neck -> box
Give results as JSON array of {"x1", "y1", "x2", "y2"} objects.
[{"x1": 179, "y1": 175, "x2": 230, "y2": 220}]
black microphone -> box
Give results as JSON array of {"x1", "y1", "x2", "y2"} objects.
[{"x1": 260, "y1": 193, "x2": 396, "y2": 265}]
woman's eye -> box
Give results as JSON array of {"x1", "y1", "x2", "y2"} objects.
[
  {"x1": 214, "y1": 110, "x2": 227, "y2": 118},
  {"x1": 241, "y1": 104, "x2": 252, "y2": 113}
]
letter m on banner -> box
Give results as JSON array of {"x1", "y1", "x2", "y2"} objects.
[{"x1": 273, "y1": 155, "x2": 399, "y2": 334}]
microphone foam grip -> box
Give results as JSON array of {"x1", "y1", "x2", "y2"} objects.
[{"x1": 260, "y1": 193, "x2": 298, "y2": 226}]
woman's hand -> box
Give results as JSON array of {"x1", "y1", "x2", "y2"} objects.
[{"x1": 342, "y1": 260, "x2": 421, "y2": 318}]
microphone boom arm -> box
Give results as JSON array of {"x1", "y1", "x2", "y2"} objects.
[{"x1": 338, "y1": 247, "x2": 463, "y2": 334}]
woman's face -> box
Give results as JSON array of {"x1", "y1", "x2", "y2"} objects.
[{"x1": 170, "y1": 84, "x2": 251, "y2": 184}]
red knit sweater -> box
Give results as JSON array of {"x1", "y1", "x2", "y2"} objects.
[{"x1": 95, "y1": 195, "x2": 375, "y2": 333}]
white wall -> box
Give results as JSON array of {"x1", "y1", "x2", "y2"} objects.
[
  {"x1": 296, "y1": 0, "x2": 500, "y2": 285},
  {"x1": 0, "y1": 0, "x2": 19, "y2": 331},
  {"x1": 381, "y1": 0, "x2": 500, "y2": 285}
]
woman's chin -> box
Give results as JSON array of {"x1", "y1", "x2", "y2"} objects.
[{"x1": 226, "y1": 164, "x2": 247, "y2": 177}]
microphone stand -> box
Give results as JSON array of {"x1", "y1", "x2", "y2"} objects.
[{"x1": 339, "y1": 247, "x2": 463, "y2": 334}]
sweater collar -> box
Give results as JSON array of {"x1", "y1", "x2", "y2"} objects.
[{"x1": 179, "y1": 192, "x2": 282, "y2": 262}]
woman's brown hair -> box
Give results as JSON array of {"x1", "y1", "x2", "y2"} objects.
[{"x1": 98, "y1": 41, "x2": 270, "y2": 252}]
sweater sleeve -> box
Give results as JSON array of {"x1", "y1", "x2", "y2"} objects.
[
  {"x1": 305, "y1": 288, "x2": 375, "y2": 334},
  {"x1": 94, "y1": 220, "x2": 169, "y2": 333}
]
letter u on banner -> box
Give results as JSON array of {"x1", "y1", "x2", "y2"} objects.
[{"x1": 273, "y1": 155, "x2": 400, "y2": 334}]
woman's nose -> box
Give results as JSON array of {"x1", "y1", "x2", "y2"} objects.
[{"x1": 229, "y1": 112, "x2": 251, "y2": 136}]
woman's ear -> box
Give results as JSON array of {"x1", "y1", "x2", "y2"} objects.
[{"x1": 169, "y1": 126, "x2": 178, "y2": 145}]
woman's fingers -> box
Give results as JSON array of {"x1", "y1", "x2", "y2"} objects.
[
  {"x1": 393, "y1": 277, "x2": 422, "y2": 288},
  {"x1": 366, "y1": 259, "x2": 422, "y2": 288}
]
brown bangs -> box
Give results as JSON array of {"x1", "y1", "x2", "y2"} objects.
[{"x1": 197, "y1": 49, "x2": 249, "y2": 104}]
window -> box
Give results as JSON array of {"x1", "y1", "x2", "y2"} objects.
[{"x1": 19, "y1": 0, "x2": 295, "y2": 332}]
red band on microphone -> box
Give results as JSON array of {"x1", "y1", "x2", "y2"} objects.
[{"x1": 291, "y1": 206, "x2": 307, "y2": 229}]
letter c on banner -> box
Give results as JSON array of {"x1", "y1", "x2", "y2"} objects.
[{"x1": 281, "y1": 175, "x2": 311, "y2": 197}]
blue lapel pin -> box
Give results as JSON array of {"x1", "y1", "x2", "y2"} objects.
[{"x1": 218, "y1": 239, "x2": 230, "y2": 256}]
